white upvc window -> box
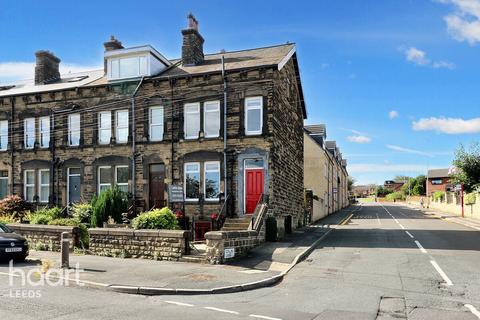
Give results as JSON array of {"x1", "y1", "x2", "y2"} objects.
[
  {"x1": 149, "y1": 106, "x2": 164, "y2": 141},
  {"x1": 245, "y1": 97, "x2": 263, "y2": 135},
  {"x1": 38, "y1": 169, "x2": 50, "y2": 203},
  {"x1": 98, "y1": 166, "x2": 112, "y2": 194},
  {"x1": 115, "y1": 166, "x2": 129, "y2": 193},
  {"x1": 98, "y1": 111, "x2": 111, "y2": 144},
  {"x1": 0, "y1": 120, "x2": 8, "y2": 151},
  {"x1": 184, "y1": 103, "x2": 200, "y2": 139},
  {"x1": 68, "y1": 114, "x2": 81, "y2": 146},
  {"x1": 204, "y1": 161, "x2": 221, "y2": 201},
  {"x1": 0, "y1": 170, "x2": 8, "y2": 199},
  {"x1": 184, "y1": 162, "x2": 200, "y2": 201},
  {"x1": 108, "y1": 56, "x2": 148, "y2": 80},
  {"x1": 39, "y1": 116, "x2": 50, "y2": 148},
  {"x1": 116, "y1": 110, "x2": 129, "y2": 143},
  {"x1": 204, "y1": 101, "x2": 220, "y2": 138},
  {"x1": 24, "y1": 118, "x2": 35, "y2": 149},
  {"x1": 24, "y1": 170, "x2": 35, "y2": 202}
]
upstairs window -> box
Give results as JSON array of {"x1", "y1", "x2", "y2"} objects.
[
  {"x1": 24, "y1": 118, "x2": 35, "y2": 149},
  {"x1": 39, "y1": 116, "x2": 50, "y2": 148},
  {"x1": 204, "y1": 101, "x2": 220, "y2": 138},
  {"x1": 98, "y1": 111, "x2": 111, "y2": 144},
  {"x1": 0, "y1": 120, "x2": 8, "y2": 151},
  {"x1": 68, "y1": 114, "x2": 81, "y2": 146},
  {"x1": 108, "y1": 56, "x2": 148, "y2": 80},
  {"x1": 204, "y1": 161, "x2": 220, "y2": 201},
  {"x1": 431, "y1": 179, "x2": 443, "y2": 185},
  {"x1": 184, "y1": 162, "x2": 200, "y2": 201},
  {"x1": 184, "y1": 103, "x2": 200, "y2": 139},
  {"x1": 245, "y1": 97, "x2": 263, "y2": 135},
  {"x1": 38, "y1": 169, "x2": 50, "y2": 203},
  {"x1": 149, "y1": 106, "x2": 164, "y2": 141},
  {"x1": 116, "y1": 110, "x2": 129, "y2": 143}
]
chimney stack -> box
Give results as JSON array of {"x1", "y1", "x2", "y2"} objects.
[
  {"x1": 181, "y1": 13, "x2": 204, "y2": 66},
  {"x1": 103, "y1": 36, "x2": 124, "y2": 51},
  {"x1": 34, "y1": 50, "x2": 61, "y2": 85}
]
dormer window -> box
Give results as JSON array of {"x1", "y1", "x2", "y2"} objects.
[{"x1": 105, "y1": 45, "x2": 171, "y2": 81}]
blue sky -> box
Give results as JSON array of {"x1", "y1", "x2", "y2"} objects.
[{"x1": 1, "y1": 0, "x2": 479, "y2": 185}]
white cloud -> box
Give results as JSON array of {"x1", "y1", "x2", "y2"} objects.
[
  {"x1": 0, "y1": 61, "x2": 101, "y2": 83},
  {"x1": 386, "y1": 144, "x2": 433, "y2": 157},
  {"x1": 440, "y1": 0, "x2": 480, "y2": 44},
  {"x1": 412, "y1": 116, "x2": 480, "y2": 134},
  {"x1": 388, "y1": 110, "x2": 399, "y2": 119},
  {"x1": 404, "y1": 47, "x2": 455, "y2": 69},
  {"x1": 348, "y1": 163, "x2": 432, "y2": 173},
  {"x1": 347, "y1": 135, "x2": 371, "y2": 144}
]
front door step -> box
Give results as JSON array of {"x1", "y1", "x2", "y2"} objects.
[{"x1": 180, "y1": 254, "x2": 208, "y2": 264}]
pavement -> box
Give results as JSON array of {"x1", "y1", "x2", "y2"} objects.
[
  {"x1": 1, "y1": 206, "x2": 356, "y2": 296},
  {"x1": 1, "y1": 202, "x2": 480, "y2": 319}
]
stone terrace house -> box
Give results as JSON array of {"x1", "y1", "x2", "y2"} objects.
[{"x1": 0, "y1": 15, "x2": 306, "y2": 239}]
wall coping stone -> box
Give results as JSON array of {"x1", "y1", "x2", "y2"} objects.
[
  {"x1": 88, "y1": 228, "x2": 188, "y2": 239},
  {"x1": 8, "y1": 223, "x2": 78, "y2": 233},
  {"x1": 205, "y1": 230, "x2": 258, "y2": 240}
]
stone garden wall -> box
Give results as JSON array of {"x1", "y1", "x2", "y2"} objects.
[
  {"x1": 205, "y1": 230, "x2": 262, "y2": 264},
  {"x1": 88, "y1": 228, "x2": 189, "y2": 261},
  {"x1": 7, "y1": 224, "x2": 79, "y2": 251}
]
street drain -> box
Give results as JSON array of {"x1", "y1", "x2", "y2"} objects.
[{"x1": 376, "y1": 296, "x2": 407, "y2": 319}]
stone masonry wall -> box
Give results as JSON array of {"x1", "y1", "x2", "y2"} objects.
[
  {"x1": 88, "y1": 228, "x2": 189, "y2": 261},
  {"x1": 205, "y1": 230, "x2": 262, "y2": 264},
  {"x1": 7, "y1": 223, "x2": 79, "y2": 251}
]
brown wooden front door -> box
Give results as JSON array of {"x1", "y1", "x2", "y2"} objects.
[{"x1": 149, "y1": 164, "x2": 165, "y2": 209}]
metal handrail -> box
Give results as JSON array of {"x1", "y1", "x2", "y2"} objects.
[
  {"x1": 214, "y1": 194, "x2": 231, "y2": 229},
  {"x1": 250, "y1": 193, "x2": 269, "y2": 232}
]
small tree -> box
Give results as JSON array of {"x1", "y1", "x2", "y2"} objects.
[
  {"x1": 451, "y1": 142, "x2": 480, "y2": 193},
  {"x1": 90, "y1": 187, "x2": 128, "y2": 227},
  {"x1": 348, "y1": 177, "x2": 355, "y2": 192}
]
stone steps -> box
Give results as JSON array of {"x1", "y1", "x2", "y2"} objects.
[
  {"x1": 221, "y1": 217, "x2": 252, "y2": 231},
  {"x1": 180, "y1": 254, "x2": 208, "y2": 264}
]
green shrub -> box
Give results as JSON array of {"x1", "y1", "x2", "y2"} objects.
[
  {"x1": 132, "y1": 207, "x2": 178, "y2": 230},
  {"x1": 48, "y1": 218, "x2": 89, "y2": 248},
  {"x1": 90, "y1": 187, "x2": 128, "y2": 227},
  {"x1": 0, "y1": 195, "x2": 32, "y2": 221},
  {"x1": 0, "y1": 214, "x2": 15, "y2": 225},
  {"x1": 29, "y1": 213, "x2": 52, "y2": 225},
  {"x1": 432, "y1": 191, "x2": 445, "y2": 202},
  {"x1": 71, "y1": 203, "x2": 93, "y2": 224},
  {"x1": 385, "y1": 192, "x2": 405, "y2": 201},
  {"x1": 27, "y1": 207, "x2": 62, "y2": 225},
  {"x1": 465, "y1": 193, "x2": 477, "y2": 205}
]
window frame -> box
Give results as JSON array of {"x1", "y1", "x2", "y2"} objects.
[
  {"x1": 245, "y1": 96, "x2": 263, "y2": 136},
  {"x1": 0, "y1": 170, "x2": 8, "y2": 199},
  {"x1": 24, "y1": 170, "x2": 35, "y2": 202},
  {"x1": 108, "y1": 55, "x2": 149, "y2": 80},
  {"x1": 98, "y1": 111, "x2": 112, "y2": 145},
  {"x1": 115, "y1": 165, "x2": 129, "y2": 193},
  {"x1": 68, "y1": 113, "x2": 81, "y2": 147},
  {"x1": 24, "y1": 118, "x2": 35, "y2": 149},
  {"x1": 204, "y1": 161, "x2": 221, "y2": 201},
  {"x1": 184, "y1": 162, "x2": 201, "y2": 201},
  {"x1": 67, "y1": 167, "x2": 81, "y2": 204},
  {"x1": 38, "y1": 169, "x2": 50, "y2": 203},
  {"x1": 184, "y1": 103, "x2": 200, "y2": 140},
  {"x1": 203, "y1": 100, "x2": 221, "y2": 138},
  {"x1": 149, "y1": 106, "x2": 164, "y2": 142},
  {"x1": 39, "y1": 116, "x2": 50, "y2": 149},
  {"x1": 115, "y1": 110, "x2": 129, "y2": 144},
  {"x1": 98, "y1": 166, "x2": 112, "y2": 194},
  {"x1": 0, "y1": 120, "x2": 8, "y2": 151}
]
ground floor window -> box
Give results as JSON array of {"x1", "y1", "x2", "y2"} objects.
[
  {"x1": 98, "y1": 165, "x2": 129, "y2": 194},
  {"x1": 204, "y1": 162, "x2": 220, "y2": 201},
  {"x1": 98, "y1": 166, "x2": 112, "y2": 193},
  {"x1": 184, "y1": 161, "x2": 221, "y2": 202},
  {"x1": 38, "y1": 169, "x2": 50, "y2": 203},
  {"x1": 0, "y1": 171, "x2": 8, "y2": 199},
  {"x1": 185, "y1": 162, "x2": 200, "y2": 201},
  {"x1": 24, "y1": 170, "x2": 35, "y2": 202},
  {"x1": 115, "y1": 166, "x2": 129, "y2": 193}
]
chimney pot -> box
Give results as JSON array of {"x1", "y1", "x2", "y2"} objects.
[
  {"x1": 181, "y1": 14, "x2": 204, "y2": 66},
  {"x1": 34, "y1": 50, "x2": 61, "y2": 85},
  {"x1": 104, "y1": 36, "x2": 124, "y2": 51}
]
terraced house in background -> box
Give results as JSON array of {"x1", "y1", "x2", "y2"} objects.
[{"x1": 0, "y1": 14, "x2": 306, "y2": 239}]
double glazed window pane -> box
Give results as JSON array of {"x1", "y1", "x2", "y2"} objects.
[
  {"x1": 116, "y1": 166, "x2": 129, "y2": 193},
  {"x1": 40, "y1": 117, "x2": 50, "y2": 148},
  {"x1": 25, "y1": 171, "x2": 34, "y2": 202},
  {"x1": 0, "y1": 121, "x2": 7, "y2": 151},
  {"x1": 245, "y1": 97, "x2": 263, "y2": 135},
  {"x1": 205, "y1": 162, "x2": 220, "y2": 200},
  {"x1": 204, "y1": 101, "x2": 220, "y2": 138},
  {"x1": 24, "y1": 118, "x2": 35, "y2": 149},
  {"x1": 184, "y1": 104, "x2": 200, "y2": 139},
  {"x1": 99, "y1": 112, "x2": 111, "y2": 144},
  {"x1": 116, "y1": 110, "x2": 128, "y2": 143},
  {"x1": 185, "y1": 163, "x2": 200, "y2": 200},
  {"x1": 69, "y1": 114, "x2": 80, "y2": 146},
  {"x1": 150, "y1": 107, "x2": 164, "y2": 141},
  {"x1": 39, "y1": 170, "x2": 49, "y2": 203}
]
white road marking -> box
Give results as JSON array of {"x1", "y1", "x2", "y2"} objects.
[
  {"x1": 164, "y1": 301, "x2": 194, "y2": 307},
  {"x1": 405, "y1": 231, "x2": 414, "y2": 239},
  {"x1": 414, "y1": 240, "x2": 427, "y2": 253},
  {"x1": 465, "y1": 304, "x2": 480, "y2": 319},
  {"x1": 430, "y1": 260, "x2": 453, "y2": 286},
  {"x1": 204, "y1": 307, "x2": 240, "y2": 315},
  {"x1": 250, "y1": 314, "x2": 284, "y2": 320},
  {"x1": 398, "y1": 223, "x2": 405, "y2": 229}
]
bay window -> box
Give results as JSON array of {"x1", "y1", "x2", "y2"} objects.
[
  {"x1": 98, "y1": 111, "x2": 111, "y2": 144},
  {"x1": 68, "y1": 114, "x2": 81, "y2": 146},
  {"x1": 204, "y1": 161, "x2": 220, "y2": 200},
  {"x1": 39, "y1": 116, "x2": 50, "y2": 148},
  {"x1": 116, "y1": 110, "x2": 129, "y2": 143},
  {"x1": 184, "y1": 162, "x2": 200, "y2": 201},
  {"x1": 149, "y1": 106, "x2": 164, "y2": 141},
  {"x1": 184, "y1": 103, "x2": 200, "y2": 139},
  {"x1": 245, "y1": 97, "x2": 263, "y2": 135},
  {"x1": 38, "y1": 169, "x2": 50, "y2": 203},
  {"x1": 24, "y1": 118, "x2": 35, "y2": 149},
  {"x1": 0, "y1": 120, "x2": 8, "y2": 151},
  {"x1": 204, "y1": 101, "x2": 220, "y2": 138}
]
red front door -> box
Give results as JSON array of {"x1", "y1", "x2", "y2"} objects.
[{"x1": 245, "y1": 169, "x2": 264, "y2": 214}]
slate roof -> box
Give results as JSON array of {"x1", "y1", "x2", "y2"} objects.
[
  {"x1": 428, "y1": 168, "x2": 451, "y2": 178},
  {"x1": 304, "y1": 124, "x2": 326, "y2": 137}
]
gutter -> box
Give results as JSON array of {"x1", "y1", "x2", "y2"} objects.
[
  {"x1": 131, "y1": 77, "x2": 145, "y2": 213},
  {"x1": 221, "y1": 56, "x2": 228, "y2": 208}
]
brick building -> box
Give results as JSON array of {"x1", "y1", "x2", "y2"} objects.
[
  {"x1": 0, "y1": 15, "x2": 306, "y2": 238},
  {"x1": 427, "y1": 168, "x2": 452, "y2": 195}
]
